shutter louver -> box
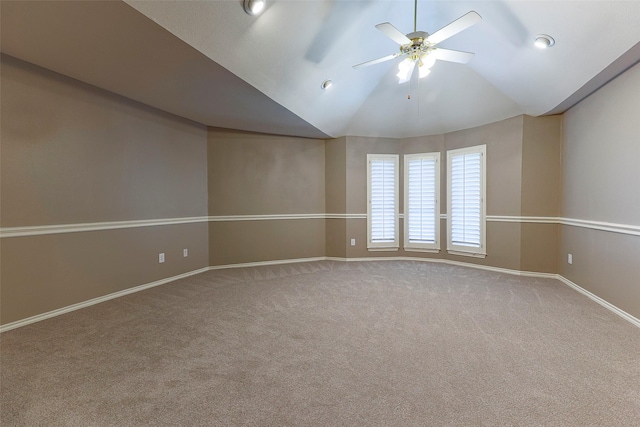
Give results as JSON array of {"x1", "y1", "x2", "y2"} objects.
[
  {"x1": 407, "y1": 158, "x2": 436, "y2": 244},
  {"x1": 450, "y1": 152, "x2": 481, "y2": 247},
  {"x1": 370, "y1": 159, "x2": 396, "y2": 242}
]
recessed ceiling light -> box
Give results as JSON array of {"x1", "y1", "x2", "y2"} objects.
[
  {"x1": 321, "y1": 80, "x2": 333, "y2": 90},
  {"x1": 243, "y1": 0, "x2": 265, "y2": 16},
  {"x1": 534, "y1": 34, "x2": 555, "y2": 49}
]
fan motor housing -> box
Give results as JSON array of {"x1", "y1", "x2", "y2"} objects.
[{"x1": 402, "y1": 31, "x2": 432, "y2": 56}]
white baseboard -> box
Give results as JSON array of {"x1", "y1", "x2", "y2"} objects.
[
  {"x1": 0, "y1": 267, "x2": 210, "y2": 333},
  {"x1": 2, "y1": 257, "x2": 638, "y2": 333},
  {"x1": 325, "y1": 256, "x2": 558, "y2": 279},
  {"x1": 556, "y1": 275, "x2": 640, "y2": 329},
  {"x1": 326, "y1": 256, "x2": 638, "y2": 328},
  {"x1": 208, "y1": 257, "x2": 327, "y2": 270}
]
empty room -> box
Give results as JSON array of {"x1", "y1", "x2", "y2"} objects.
[{"x1": 1, "y1": 1, "x2": 639, "y2": 425}]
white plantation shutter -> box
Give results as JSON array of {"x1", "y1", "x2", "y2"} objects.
[
  {"x1": 450, "y1": 152, "x2": 481, "y2": 246},
  {"x1": 370, "y1": 160, "x2": 395, "y2": 241},
  {"x1": 367, "y1": 154, "x2": 398, "y2": 248},
  {"x1": 447, "y1": 145, "x2": 486, "y2": 256},
  {"x1": 404, "y1": 153, "x2": 440, "y2": 251}
]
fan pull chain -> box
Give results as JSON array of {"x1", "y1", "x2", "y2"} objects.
[
  {"x1": 408, "y1": 65, "x2": 417, "y2": 100},
  {"x1": 417, "y1": 77, "x2": 421, "y2": 119}
]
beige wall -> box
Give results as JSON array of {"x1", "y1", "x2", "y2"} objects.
[
  {"x1": 325, "y1": 137, "x2": 347, "y2": 257},
  {"x1": 3, "y1": 50, "x2": 636, "y2": 327},
  {"x1": 337, "y1": 117, "x2": 537, "y2": 273},
  {"x1": 207, "y1": 129, "x2": 325, "y2": 216},
  {"x1": 345, "y1": 136, "x2": 399, "y2": 215},
  {"x1": 325, "y1": 116, "x2": 564, "y2": 275},
  {"x1": 1, "y1": 55, "x2": 207, "y2": 226},
  {"x1": 521, "y1": 115, "x2": 562, "y2": 217},
  {"x1": 1, "y1": 224, "x2": 208, "y2": 323},
  {"x1": 520, "y1": 223, "x2": 558, "y2": 274},
  {"x1": 325, "y1": 137, "x2": 347, "y2": 214},
  {"x1": 1, "y1": 55, "x2": 209, "y2": 325},
  {"x1": 562, "y1": 63, "x2": 640, "y2": 224},
  {"x1": 560, "y1": 61, "x2": 640, "y2": 319},
  {"x1": 209, "y1": 220, "x2": 325, "y2": 266},
  {"x1": 445, "y1": 116, "x2": 524, "y2": 217},
  {"x1": 559, "y1": 226, "x2": 640, "y2": 318},
  {"x1": 519, "y1": 115, "x2": 563, "y2": 273},
  {"x1": 207, "y1": 128, "x2": 326, "y2": 266}
]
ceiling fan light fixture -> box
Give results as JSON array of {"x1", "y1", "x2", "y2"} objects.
[
  {"x1": 420, "y1": 54, "x2": 436, "y2": 69},
  {"x1": 534, "y1": 34, "x2": 555, "y2": 49},
  {"x1": 243, "y1": 0, "x2": 265, "y2": 16},
  {"x1": 419, "y1": 65, "x2": 431, "y2": 79},
  {"x1": 397, "y1": 59, "x2": 415, "y2": 84},
  {"x1": 398, "y1": 57, "x2": 413, "y2": 71}
]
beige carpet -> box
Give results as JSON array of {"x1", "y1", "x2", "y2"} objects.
[{"x1": 1, "y1": 260, "x2": 639, "y2": 426}]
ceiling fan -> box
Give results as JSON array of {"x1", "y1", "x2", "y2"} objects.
[{"x1": 354, "y1": 0, "x2": 482, "y2": 83}]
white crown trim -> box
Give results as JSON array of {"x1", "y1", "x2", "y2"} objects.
[
  {"x1": 0, "y1": 216, "x2": 210, "y2": 238},
  {"x1": 2, "y1": 215, "x2": 639, "y2": 238},
  {"x1": 208, "y1": 214, "x2": 326, "y2": 222}
]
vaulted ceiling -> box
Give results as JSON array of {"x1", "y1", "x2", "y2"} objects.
[{"x1": 3, "y1": 1, "x2": 640, "y2": 139}]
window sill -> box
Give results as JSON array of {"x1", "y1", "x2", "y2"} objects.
[
  {"x1": 447, "y1": 250, "x2": 486, "y2": 259},
  {"x1": 404, "y1": 248, "x2": 440, "y2": 254},
  {"x1": 368, "y1": 247, "x2": 399, "y2": 252}
]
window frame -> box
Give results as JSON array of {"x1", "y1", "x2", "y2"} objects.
[
  {"x1": 446, "y1": 145, "x2": 487, "y2": 258},
  {"x1": 403, "y1": 152, "x2": 441, "y2": 253},
  {"x1": 367, "y1": 154, "x2": 399, "y2": 251}
]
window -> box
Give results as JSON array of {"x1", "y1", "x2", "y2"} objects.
[
  {"x1": 367, "y1": 154, "x2": 399, "y2": 250},
  {"x1": 404, "y1": 153, "x2": 440, "y2": 252},
  {"x1": 447, "y1": 145, "x2": 486, "y2": 257}
]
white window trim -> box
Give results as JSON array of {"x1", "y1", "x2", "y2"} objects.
[
  {"x1": 404, "y1": 152, "x2": 441, "y2": 252},
  {"x1": 446, "y1": 145, "x2": 487, "y2": 258},
  {"x1": 367, "y1": 154, "x2": 399, "y2": 250}
]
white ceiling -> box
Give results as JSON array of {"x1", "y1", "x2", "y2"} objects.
[{"x1": 3, "y1": 1, "x2": 640, "y2": 139}]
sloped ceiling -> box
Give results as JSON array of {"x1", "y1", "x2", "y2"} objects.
[{"x1": 2, "y1": 1, "x2": 640, "y2": 139}]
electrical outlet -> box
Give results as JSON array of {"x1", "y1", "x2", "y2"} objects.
[
  {"x1": 350, "y1": 238, "x2": 356, "y2": 246},
  {"x1": 568, "y1": 253, "x2": 572, "y2": 265},
  {"x1": 159, "y1": 253, "x2": 165, "y2": 263},
  {"x1": 183, "y1": 248, "x2": 188, "y2": 257}
]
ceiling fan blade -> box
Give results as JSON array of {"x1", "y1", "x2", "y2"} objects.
[
  {"x1": 375, "y1": 22, "x2": 411, "y2": 45},
  {"x1": 353, "y1": 53, "x2": 401, "y2": 69},
  {"x1": 426, "y1": 11, "x2": 482, "y2": 45},
  {"x1": 432, "y1": 48, "x2": 475, "y2": 64}
]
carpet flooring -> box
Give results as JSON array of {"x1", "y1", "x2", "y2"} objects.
[{"x1": 1, "y1": 260, "x2": 639, "y2": 426}]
